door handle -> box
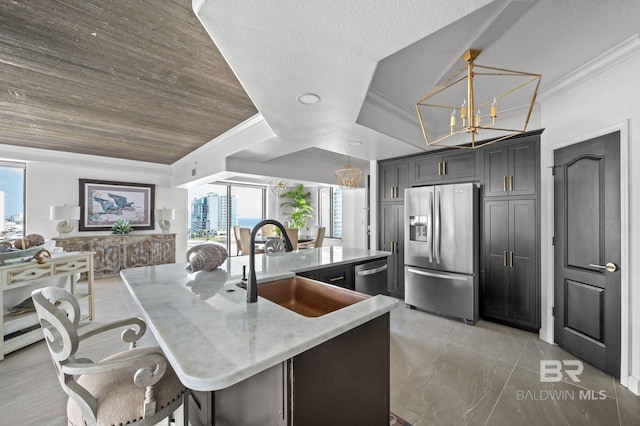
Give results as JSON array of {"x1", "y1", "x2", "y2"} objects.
[
  {"x1": 510, "y1": 251, "x2": 514, "y2": 268},
  {"x1": 589, "y1": 262, "x2": 618, "y2": 272},
  {"x1": 510, "y1": 175, "x2": 514, "y2": 191},
  {"x1": 438, "y1": 162, "x2": 442, "y2": 175},
  {"x1": 503, "y1": 251, "x2": 507, "y2": 267},
  {"x1": 443, "y1": 161, "x2": 447, "y2": 175},
  {"x1": 503, "y1": 176, "x2": 507, "y2": 192}
]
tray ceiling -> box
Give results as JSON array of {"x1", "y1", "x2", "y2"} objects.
[{"x1": 0, "y1": 0, "x2": 257, "y2": 165}]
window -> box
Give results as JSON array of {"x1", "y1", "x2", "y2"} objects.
[
  {"x1": 318, "y1": 187, "x2": 342, "y2": 238},
  {"x1": 188, "y1": 183, "x2": 265, "y2": 255},
  {"x1": 0, "y1": 161, "x2": 25, "y2": 241}
]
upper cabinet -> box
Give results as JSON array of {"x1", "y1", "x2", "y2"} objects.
[
  {"x1": 413, "y1": 150, "x2": 477, "y2": 185},
  {"x1": 484, "y1": 138, "x2": 537, "y2": 197},
  {"x1": 379, "y1": 161, "x2": 410, "y2": 203}
]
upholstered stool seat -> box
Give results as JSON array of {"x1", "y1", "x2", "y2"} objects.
[{"x1": 67, "y1": 346, "x2": 185, "y2": 426}]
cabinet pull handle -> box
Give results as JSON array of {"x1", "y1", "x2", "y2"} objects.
[
  {"x1": 329, "y1": 276, "x2": 345, "y2": 282},
  {"x1": 510, "y1": 176, "x2": 514, "y2": 191},
  {"x1": 443, "y1": 161, "x2": 447, "y2": 175},
  {"x1": 437, "y1": 162, "x2": 442, "y2": 175},
  {"x1": 503, "y1": 251, "x2": 507, "y2": 267},
  {"x1": 510, "y1": 251, "x2": 514, "y2": 268},
  {"x1": 503, "y1": 176, "x2": 507, "y2": 192},
  {"x1": 390, "y1": 187, "x2": 394, "y2": 198},
  {"x1": 395, "y1": 186, "x2": 398, "y2": 198}
]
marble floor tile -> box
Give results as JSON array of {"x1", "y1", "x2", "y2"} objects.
[
  {"x1": 516, "y1": 336, "x2": 616, "y2": 398},
  {"x1": 393, "y1": 337, "x2": 514, "y2": 425},
  {"x1": 487, "y1": 366, "x2": 620, "y2": 426},
  {"x1": 615, "y1": 381, "x2": 640, "y2": 426}
]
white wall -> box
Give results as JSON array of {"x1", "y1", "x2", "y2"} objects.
[
  {"x1": 0, "y1": 145, "x2": 189, "y2": 261},
  {"x1": 342, "y1": 188, "x2": 367, "y2": 249},
  {"x1": 539, "y1": 37, "x2": 640, "y2": 393}
]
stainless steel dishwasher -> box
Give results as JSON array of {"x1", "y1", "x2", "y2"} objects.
[{"x1": 354, "y1": 258, "x2": 388, "y2": 296}]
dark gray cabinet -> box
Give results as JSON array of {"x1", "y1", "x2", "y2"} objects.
[
  {"x1": 380, "y1": 203, "x2": 404, "y2": 298},
  {"x1": 315, "y1": 264, "x2": 354, "y2": 290},
  {"x1": 413, "y1": 150, "x2": 477, "y2": 184},
  {"x1": 484, "y1": 138, "x2": 536, "y2": 197},
  {"x1": 483, "y1": 199, "x2": 537, "y2": 330},
  {"x1": 378, "y1": 131, "x2": 541, "y2": 330},
  {"x1": 379, "y1": 161, "x2": 410, "y2": 202}
]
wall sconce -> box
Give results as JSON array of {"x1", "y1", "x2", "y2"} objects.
[
  {"x1": 50, "y1": 205, "x2": 80, "y2": 238},
  {"x1": 156, "y1": 208, "x2": 175, "y2": 234}
]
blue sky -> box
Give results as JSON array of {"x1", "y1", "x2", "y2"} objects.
[{"x1": 0, "y1": 167, "x2": 24, "y2": 217}]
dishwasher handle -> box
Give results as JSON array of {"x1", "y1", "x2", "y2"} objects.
[{"x1": 355, "y1": 264, "x2": 388, "y2": 276}]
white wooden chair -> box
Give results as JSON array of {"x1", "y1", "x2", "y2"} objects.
[{"x1": 31, "y1": 287, "x2": 186, "y2": 426}]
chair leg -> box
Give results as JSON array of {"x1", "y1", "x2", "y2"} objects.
[{"x1": 183, "y1": 390, "x2": 190, "y2": 426}]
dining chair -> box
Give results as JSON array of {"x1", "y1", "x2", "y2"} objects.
[
  {"x1": 260, "y1": 224, "x2": 277, "y2": 237},
  {"x1": 32, "y1": 287, "x2": 186, "y2": 426},
  {"x1": 299, "y1": 226, "x2": 326, "y2": 248},
  {"x1": 285, "y1": 228, "x2": 299, "y2": 250},
  {"x1": 233, "y1": 226, "x2": 243, "y2": 255}
]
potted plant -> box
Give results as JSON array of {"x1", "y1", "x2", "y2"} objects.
[
  {"x1": 111, "y1": 218, "x2": 132, "y2": 235},
  {"x1": 280, "y1": 184, "x2": 313, "y2": 232}
]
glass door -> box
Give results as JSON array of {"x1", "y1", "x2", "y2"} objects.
[{"x1": 188, "y1": 183, "x2": 265, "y2": 256}]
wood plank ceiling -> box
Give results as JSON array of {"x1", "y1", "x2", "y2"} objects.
[{"x1": 0, "y1": 0, "x2": 257, "y2": 165}]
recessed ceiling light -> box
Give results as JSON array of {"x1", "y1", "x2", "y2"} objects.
[
  {"x1": 348, "y1": 141, "x2": 363, "y2": 146},
  {"x1": 297, "y1": 93, "x2": 321, "y2": 105}
]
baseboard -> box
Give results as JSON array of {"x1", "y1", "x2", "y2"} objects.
[{"x1": 626, "y1": 375, "x2": 640, "y2": 396}]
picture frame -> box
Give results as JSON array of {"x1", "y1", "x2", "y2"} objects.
[{"x1": 79, "y1": 179, "x2": 155, "y2": 231}]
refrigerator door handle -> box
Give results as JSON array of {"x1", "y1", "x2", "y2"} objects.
[
  {"x1": 427, "y1": 191, "x2": 433, "y2": 263},
  {"x1": 434, "y1": 190, "x2": 441, "y2": 263},
  {"x1": 407, "y1": 268, "x2": 469, "y2": 281}
]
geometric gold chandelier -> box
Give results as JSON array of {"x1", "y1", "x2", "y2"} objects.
[
  {"x1": 335, "y1": 156, "x2": 363, "y2": 189},
  {"x1": 416, "y1": 49, "x2": 542, "y2": 149}
]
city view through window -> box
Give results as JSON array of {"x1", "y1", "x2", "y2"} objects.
[
  {"x1": 189, "y1": 184, "x2": 265, "y2": 254},
  {"x1": 0, "y1": 162, "x2": 25, "y2": 241}
]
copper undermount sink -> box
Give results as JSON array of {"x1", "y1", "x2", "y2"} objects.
[{"x1": 251, "y1": 276, "x2": 370, "y2": 317}]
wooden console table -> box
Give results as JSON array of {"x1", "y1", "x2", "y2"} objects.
[
  {"x1": 53, "y1": 234, "x2": 175, "y2": 278},
  {"x1": 1, "y1": 251, "x2": 95, "y2": 360}
]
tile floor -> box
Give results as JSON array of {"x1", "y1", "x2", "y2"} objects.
[{"x1": 1, "y1": 277, "x2": 638, "y2": 425}]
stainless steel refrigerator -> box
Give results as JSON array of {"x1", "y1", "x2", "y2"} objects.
[{"x1": 404, "y1": 183, "x2": 479, "y2": 324}]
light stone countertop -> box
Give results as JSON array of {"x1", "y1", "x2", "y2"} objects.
[{"x1": 121, "y1": 246, "x2": 399, "y2": 391}]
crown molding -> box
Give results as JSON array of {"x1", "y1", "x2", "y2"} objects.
[
  {"x1": 539, "y1": 34, "x2": 640, "y2": 102},
  {"x1": 363, "y1": 88, "x2": 420, "y2": 126}
]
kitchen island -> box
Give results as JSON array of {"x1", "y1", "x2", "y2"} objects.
[{"x1": 121, "y1": 246, "x2": 398, "y2": 425}]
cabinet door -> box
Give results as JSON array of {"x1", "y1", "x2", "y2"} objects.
[
  {"x1": 395, "y1": 162, "x2": 410, "y2": 202},
  {"x1": 379, "y1": 164, "x2": 397, "y2": 202},
  {"x1": 509, "y1": 199, "x2": 537, "y2": 325},
  {"x1": 483, "y1": 145, "x2": 509, "y2": 197},
  {"x1": 379, "y1": 162, "x2": 410, "y2": 202},
  {"x1": 380, "y1": 204, "x2": 404, "y2": 297},
  {"x1": 413, "y1": 155, "x2": 442, "y2": 184},
  {"x1": 94, "y1": 240, "x2": 122, "y2": 277},
  {"x1": 508, "y1": 140, "x2": 536, "y2": 196},
  {"x1": 483, "y1": 200, "x2": 510, "y2": 317},
  {"x1": 441, "y1": 151, "x2": 476, "y2": 181}
]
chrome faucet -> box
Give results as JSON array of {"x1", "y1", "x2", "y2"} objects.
[{"x1": 247, "y1": 219, "x2": 295, "y2": 303}]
